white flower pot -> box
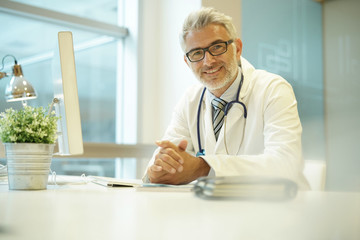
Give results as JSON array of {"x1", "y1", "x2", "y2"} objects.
[{"x1": 4, "y1": 143, "x2": 55, "y2": 190}]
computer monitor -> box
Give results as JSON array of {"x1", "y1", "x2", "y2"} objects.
[{"x1": 52, "y1": 31, "x2": 83, "y2": 156}]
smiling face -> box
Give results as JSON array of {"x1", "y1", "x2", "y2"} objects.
[{"x1": 184, "y1": 24, "x2": 242, "y2": 97}]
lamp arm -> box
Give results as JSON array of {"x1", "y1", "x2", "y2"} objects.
[
  {"x1": 0, "y1": 72, "x2": 7, "y2": 79},
  {"x1": 48, "y1": 98, "x2": 60, "y2": 115},
  {"x1": 0, "y1": 55, "x2": 18, "y2": 79},
  {"x1": 1, "y1": 54, "x2": 17, "y2": 69}
]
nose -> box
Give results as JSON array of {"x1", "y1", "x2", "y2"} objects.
[{"x1": 202, "y1": 50, "x2": 216, "y2": 65}]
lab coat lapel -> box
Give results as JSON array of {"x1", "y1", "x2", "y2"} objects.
[{"x1": 220, "y1": 103, "x2": 246, "y2": 155}]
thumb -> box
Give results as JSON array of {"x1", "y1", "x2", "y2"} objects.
[{"x1": 178, "y1": 139, "x2": 188, "y2": 151}]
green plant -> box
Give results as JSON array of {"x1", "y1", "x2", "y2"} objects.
[{"x1": 0, "y1": 105, "x2": 59, "y2": 144}]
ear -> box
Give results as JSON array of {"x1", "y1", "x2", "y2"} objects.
[
  {"x1": 184, "y1": 55, "x2": 190, "y2": 67},
  {"x1": 234, "y1": 38, "x2": 243, "y2": 61}
]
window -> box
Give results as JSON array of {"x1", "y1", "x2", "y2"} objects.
[{"x1": 0, "y1": 0, "x2": 140, "y2": 178}]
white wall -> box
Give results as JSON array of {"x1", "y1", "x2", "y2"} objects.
[
  {"x1": 202, "y1": 0, "x2": 242, "y2": 38},
  {"x1": 138, "y1": 0, "x2": 201, "y2": 144}
]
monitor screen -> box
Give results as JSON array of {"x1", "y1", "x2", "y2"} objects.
[{"x1": 52, "y1": 31, "x2": 83, "y2": 156}]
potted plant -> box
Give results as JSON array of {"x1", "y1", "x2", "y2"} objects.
[{"x1": 0, "y1": 105, "x2": 59, "y2": 190}]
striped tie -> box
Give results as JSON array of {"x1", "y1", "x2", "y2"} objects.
[{"x1": 212, "y1": 98, "x2": 227, "y2": 140}]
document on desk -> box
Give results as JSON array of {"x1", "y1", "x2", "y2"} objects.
[
  {"x1": 89, "y1": 176, "x2": 193, "y2": 191},
  {"x1": 136, "y1": 183, "x2": 194, "y2": 192},
  {"x1": 88, "y1": 176, "x2": 142, "y2": 187},
  {"x1": 194, "y1": 176, "x2": 298, "y2": 201}
]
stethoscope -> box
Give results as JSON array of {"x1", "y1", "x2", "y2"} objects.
[{"x1": 196, "y1": 72, "x2": 247, "y2": 157}]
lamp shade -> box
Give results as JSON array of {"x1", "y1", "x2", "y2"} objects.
[{"x1": 4, "y1": 64, "x2": 37, "y2": 102}]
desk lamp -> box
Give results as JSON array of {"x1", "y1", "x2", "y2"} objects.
[{"x1": 0, "y1": 55, "x2": 37, "y2": 105}]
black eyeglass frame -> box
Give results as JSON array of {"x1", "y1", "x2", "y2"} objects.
[{"x1": 185, "y1": 39, "x2": 234, "y2": 62}]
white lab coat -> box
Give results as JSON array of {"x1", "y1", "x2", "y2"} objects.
[{"x1": 144, "y1": 57, "x2": 310, "y2": 190}]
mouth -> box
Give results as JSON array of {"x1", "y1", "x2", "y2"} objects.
[{"x1": 203, "y1": 66, "x2": 222, "y2": 76}]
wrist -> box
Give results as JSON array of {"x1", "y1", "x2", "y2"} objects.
[{"x1": 197, "y1": 157, "x2": 210, "y2": 177}]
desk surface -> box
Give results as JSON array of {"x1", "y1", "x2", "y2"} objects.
[{"x1": 0, "y1": 176, "x2": 359, "y2": 240}]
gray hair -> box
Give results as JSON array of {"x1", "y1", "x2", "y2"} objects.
[{"x1": 179, "y1": 7, "x2": 238, "y2": 52}]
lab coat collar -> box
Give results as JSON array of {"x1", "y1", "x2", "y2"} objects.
[
  {"x1": 205, "y1": 57, "x2": 255, "y2": 103},
  {"x1": 239, "y1": 56, "x2": 255, "y2": 100}
]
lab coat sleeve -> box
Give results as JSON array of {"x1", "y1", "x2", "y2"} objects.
[
  {"x1": 141, "y1": 88, "x2": 198, "y2": 182},
  {"x1": 202, "y1": 79, "x2": 308, "y2": 189}
]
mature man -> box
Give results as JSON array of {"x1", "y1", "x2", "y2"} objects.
[{"x1": 143, "y1": 7, "x2": 309, "y2": 189}]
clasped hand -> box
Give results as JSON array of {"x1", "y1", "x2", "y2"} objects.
[{"x1": 147, "y1": 140, "x2": 210, "y2": 185}]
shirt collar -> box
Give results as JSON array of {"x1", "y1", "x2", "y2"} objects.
[{"x1": 206, "y1": 66, "x2": 242, "y2": 104}]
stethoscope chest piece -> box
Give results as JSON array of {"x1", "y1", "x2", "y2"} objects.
[{"x1": 196, "y1": 150, "x2": 205, "y2": 157}]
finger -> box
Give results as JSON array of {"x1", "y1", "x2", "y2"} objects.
[
  {"x1": 155, "y1": 140, "x2": 178, "y2": 149},
  {"x1": 156, "y1": 151, "x2": 184, "y2": 172},
  {"x1": 156, "y1": 140, "x2": 186, "y2": 164},
  {"x1": 155, "y1": 158, "x2": 177, "y2": 174},
  {"x1": 149, "y1": 173, "x2": 173, "y2": 184},
  {"x1": 148, "y1": 166, "x2": 167, "y2": 182},
  {"x1": 159, "y1": 147, "x2": 184, "y2": 164},
  {"x1": 178, "y1": 140, "x2": 188, "y2": 151},
  {"x1": 150, "y1": 164, "x2": 162, "y2": 172}
]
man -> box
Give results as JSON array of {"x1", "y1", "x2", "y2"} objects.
[{"x1": 143, "y1": 7, "x2": 309, "y2": 189}]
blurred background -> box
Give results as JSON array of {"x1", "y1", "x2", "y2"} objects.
[{"x1": 0, "y1": 0, "x2": 359, "y2": 191}]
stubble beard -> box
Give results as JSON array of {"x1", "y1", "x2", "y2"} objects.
[{"x1": 196, "y1": 60, "x2": 238, "y2": 92}]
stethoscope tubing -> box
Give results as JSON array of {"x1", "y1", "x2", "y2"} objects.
[
  {"x1": 196, "y1": 88, "x2": 206, "y2": 156},
  {"x1": 196, "y1": 72, "x2": 246, "y2": 157}
]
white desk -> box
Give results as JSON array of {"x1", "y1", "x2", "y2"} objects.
[{"x1": 0, "y1": 177, "x2": 359, "y2": 240}]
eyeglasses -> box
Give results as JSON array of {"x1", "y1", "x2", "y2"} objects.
[{"x1": 186, "y1": 39, "x2": 234, "y2": 62}]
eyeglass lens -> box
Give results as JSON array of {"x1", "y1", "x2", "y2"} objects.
[{"x1": 187, "y1": 42, "x2": 229, "y2": 62}]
